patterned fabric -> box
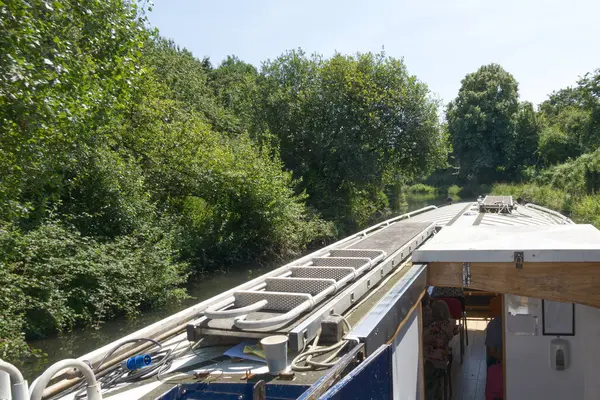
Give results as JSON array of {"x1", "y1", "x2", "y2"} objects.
[
  {"x1": 430, "y1": 286, "x2": 465, "y2": 299},
  {"x1": 423, "y1": 319, "x2": 455, "y2": 362}
]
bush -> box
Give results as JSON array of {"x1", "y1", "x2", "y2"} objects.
[
  {"x1": 405, "y1": 184, "x2": 437, "y2": 194},
  {"x1": 538, "y1": 126, "x2": 580, "y2": 166},
  {"x1": 535, "y1": 148, "x2": 600, "y2": 196},
  {"x1": 492, "y1": 183, "x2": 600, "y2": 230},
  {"x1": 572, "y1": 195, "x2": 600, "y2": 227},
  {"x1": 447, "y1": 185, "x2": 462, "y2": 196},
  {"x1": 0, "y1": 220, "x2": 188, "y2": 355}
]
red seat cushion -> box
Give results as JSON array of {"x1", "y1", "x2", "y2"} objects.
[{"x1": 437, "y1": 297, "x2": 463, "y2": 319}]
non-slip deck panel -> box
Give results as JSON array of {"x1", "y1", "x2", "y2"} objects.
[
  {"x1": 348, "y1": 221, "x2": 431, "y2": 256},
  {"x1": 291, "y1": 266, "x2": 355, "y2": 281},
  {"x1": 311, "y1": 257, "x2": 371, "y2": 268}
]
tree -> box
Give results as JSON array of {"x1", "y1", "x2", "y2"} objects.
[
  {"x1": 0, "y1": 2, "x2": 335, "y2": 361},
  {"x1": 0, "y1": 0, "x2": 148, "y2": 224},
  {"x1": 258, "y1": 50, "x2": 448, "y2": 227},
  {"x1": 577, "y1": 69, "x2": 600, "y2": 151},
  {"x1": 539, "y1": 71, "x2": 600, "y2": 156},
  {"x1": 538, "y1": 126, "x2": 580, "y2": 166},
  {"x1": 510, "y1": 102, "x2": 544, "y2": 176},
  {"x1": 143, "y1": 38, "x2": 242, "y2": 135},
  {"x1": 447, "y1": 64, "x2": 519, "y2": 183}
]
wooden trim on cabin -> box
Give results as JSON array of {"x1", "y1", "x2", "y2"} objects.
[
  {"x1": 386, "y1": 290, "x2": 426, "y2": 346},
  {"x1": 427, "y1": 262, "x2": 600, "y2": 308},
  {"x1": 418, "y1": 302, "x2": 425, "y2": 400}
]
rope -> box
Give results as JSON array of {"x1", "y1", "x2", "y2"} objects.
[{"x1": 291, "y1": 315, "x2": 357, "y2": 371}]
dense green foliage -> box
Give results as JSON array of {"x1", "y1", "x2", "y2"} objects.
[
  {"x1": 405, "y1": 184, "x2": 437, "y2": 195},
  {"x1": 513, "y1": 102, "x2": 544, "y2": 174},
  {"x1": 1, "y1": 2, "x2": 446, "y2": 361},
  {"x1": 539, "y1": 72, "x2": 600, "y2": 159},
  {"x1": 441, "y1": 64, "x2": 600, "y2": 230},
  {"x1": 258, "y1": 50, "x2": 448, "y2": 228},
  {"x1": 0, "y1": 1, "x2": 329, "y2": 359},
  {"x1": 0, "y1": 221, "x2": 188, "y2": 360},
  {"x1": 443, "y1": 65, "x2": 600, "y2": 184},
  {"x1": 447, "y1": 64, "x2": 520, "y2": 183}
]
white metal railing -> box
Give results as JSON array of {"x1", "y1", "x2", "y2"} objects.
[
  {"x1": 229, "y1": 252, "x2": 386, "y2": 330},
  {"x1": 0, "y1": 359, "x2": 28, "y2": 400},
  {"x1": 524, "y1": 203, "x2": 574, "y2": 224}
]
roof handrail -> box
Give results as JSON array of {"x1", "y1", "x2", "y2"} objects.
[{"x1": 524, "y1": 203, "x2": 574, "y2": 224}]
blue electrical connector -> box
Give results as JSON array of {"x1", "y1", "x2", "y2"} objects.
[{"x1": 121, "y1": 354, "x2": 152, "y2": 371}]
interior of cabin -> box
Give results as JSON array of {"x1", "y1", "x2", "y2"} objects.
[
  {"x1": 413, "y1": 216, "x2": 600, "y2": 400},
  {"x1": 421, "y1": 287, "x2": 600, "y2": 400}
]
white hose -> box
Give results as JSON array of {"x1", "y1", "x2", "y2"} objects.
[
  {"x1": 291, "y1": 315, "x2": 355, "y2": 371},
  {"x1": 0, "y1": 359, "x2": 28, "y2": 400},
  {"x1": 30, "y1": 359, "x2": 101, "y2": 400}
]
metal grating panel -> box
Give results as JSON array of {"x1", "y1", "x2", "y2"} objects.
[
  {"x1": 291, "y1": 266, "x2": 355, "y2": 281},
  {"x1": 480, "y1": 195, "x2": 514, "y2": 213},
  {"x1": 266, "y1": 277, "x2": 335, "y2": 295},
  {"x1": 329, "y1": 249, "x2": 384, "y2": 259},
  {"x1": 234, "y1": 291, "x2": 311, "y2": 311},
  {"x1": 311, "y1": 257, "x2": 370, "y2": 268}
]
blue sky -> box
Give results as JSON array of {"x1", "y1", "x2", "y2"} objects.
[{"x1": 148, "y1": 0, "x2": 600, "y2": 107}]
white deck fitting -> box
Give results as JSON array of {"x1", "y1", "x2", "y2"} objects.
[{"x1": 413, "y1": 224, "x2": 600, "y2": 263}]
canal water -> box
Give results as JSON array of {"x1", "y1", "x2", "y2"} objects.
[{"x1": 20, "y1": 194, "x2": 453, "y2": 380}]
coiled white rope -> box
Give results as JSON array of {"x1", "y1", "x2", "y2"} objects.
[{"x1": 291, "y1": 315, "x2": 357, "y2": 371}]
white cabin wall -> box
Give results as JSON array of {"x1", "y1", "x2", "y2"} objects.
[
  {"x1": 392, "y1": 307, "x2": 421, "y2": 400},
  {"x1": 504, "y1": 295, "x2": 600, "y2": 400}
]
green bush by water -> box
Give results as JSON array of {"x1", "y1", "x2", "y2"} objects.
[
  {"x1": 491, "y1": 182, "x2": 600, "y2": 230},
  {"x1": 0, "y1": 221, "x2": 188, "y2": 360},
  {"x1": 490, "y1": 148, "x2": 600, "y2": 229},
  {"x1": 405, "y1": 184, "x2": 438, "y2": 194},
  {"x1": 447, "y1": 185, "x2": 462, "y2": 196}
]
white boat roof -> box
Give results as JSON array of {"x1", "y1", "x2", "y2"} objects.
[
  {"x1": 413, "y1": 224, "x2": 600, "y2": 263},
  {"x1": 411, "y1": 200, "x2": 596, "y2": 263}
]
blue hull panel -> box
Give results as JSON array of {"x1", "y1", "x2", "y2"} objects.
[
  {"x1": 159, "y1": 382, "x2": 310, "y2": 400},
  {"x1": 318, "y1": 344, "x2": 392, "y2": 400}
]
